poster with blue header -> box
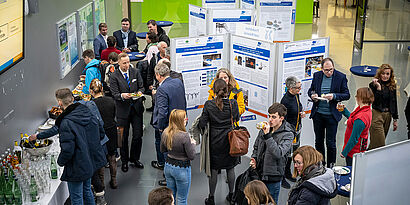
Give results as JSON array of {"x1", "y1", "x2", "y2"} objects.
[
  {"x1": 241, "y1": 0, "x2": 255, "y2": 9},
  {"x1": 189, "y1": 4, "x2": 207, "y2": 37},
  {"x1": 203, "y1": 0, "x2": 237, "y2": 8}
]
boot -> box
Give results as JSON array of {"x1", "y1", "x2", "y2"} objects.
[
  {"x1": 285, "y1": 157, "x2": 296, "y2": 182},
  {"x1": 108, "y1": 155, "x2": 118, "y2": 189},
  {"x1": 205, "y1": 195, "x2": 215, "y2": 205},
  {"x1": 95, "y1": 191, "x2": 107, "y2": 205},
  {"x1": 281, "y1": 178, "x2": 291, "y2": 189},
  {"x1": 98, "y1": 167, "x2": 105, "y2": 190},
  {"x1": 226, "y1": 193, "x2": 234, "y2": 205}
]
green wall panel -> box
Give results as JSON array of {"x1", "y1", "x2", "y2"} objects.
[{"x1": 296, "y1": 0, "x2": 313, "y2": 24}]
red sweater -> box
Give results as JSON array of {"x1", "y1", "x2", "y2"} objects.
[
  {"x1": 101, "y1": 47, "x2": 122, "y2": 61},
  {"x1": 343, "y1": 105, "x2": 372, "y2": 158}
]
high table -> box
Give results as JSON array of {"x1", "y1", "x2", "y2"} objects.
[
  {"x1": 127, "y1": 52, "x2": 146, "y2": 61},
  {"x1": 136, "y1": 32, "x2": 148, "y2": 39},
  {"x1": 350, "y1": 65, "x2": 378, "y2": 77},
  {"x1": 335, "y1": 166, "x2": 351, "y2": 197}
]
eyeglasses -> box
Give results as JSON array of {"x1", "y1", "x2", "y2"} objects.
[
  {"x1": 292, "y1": 86, "x2": 302, "y2": 90},
  {"x1": 293, "y1": 160, "x2": 303, "y2": 166},
  {"x1": 323, "y1": 68, "x2": 334, "y2": 73}
]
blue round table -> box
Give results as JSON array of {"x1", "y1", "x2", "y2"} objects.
[
  {"x1": 127, "y1": 52, "x2": 146, "y2": 61},
  {"x1": 157, "y1": 21, "x2": 173, "y2": 27},
  {"x1": 136, "y1": 32, "x2": 148, "y2": 39},
  {"x1": 335, "y1": 166, "x2": 351, "y2": 197},
  {"x1": 350, "y1": 65, "x2": 378, "y2": 77}
]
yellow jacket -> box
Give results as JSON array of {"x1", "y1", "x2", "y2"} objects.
[{"x1": 207, "y1": 80, "x2": 246, "y2": 115}]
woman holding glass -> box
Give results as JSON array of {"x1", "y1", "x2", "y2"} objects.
[
  {"x1": 368, "y1": 64, "x2": 398, "y2": 149},
  {"x1": 288, "y1": 146, "x2": 337, "y2": 205},
  {"x1": 339, "y1": 87, "x2": 374, "y2": 166},
  {"x1": 160, "y1": 109, "x2": 196, "y2": 205}
]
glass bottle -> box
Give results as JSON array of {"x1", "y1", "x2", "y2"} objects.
[
  {"x1": 4, "y1": 176, "x2": 13, "y2": 204},
  {"x1": 29, "y1": 175, "x2": 38, "y2": 202},
  {"x1": 50, "y1": 155, "x2": 58, "y2": 179},
  {"x1": 13, "y1": 178, "x2": 22, "y2": 205},
  {"x1": 13, "y1": 141, "x2": 22, "y2": 165},
  {"x1": 0, "y1": 166, "x2": 6, "y2": 205}
]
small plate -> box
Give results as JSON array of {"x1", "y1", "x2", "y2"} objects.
[
  {"x1": 135, "y1": 53, "x2": 145, "y2": 57},
  {"x1": 38, "y1": 124, "x2": 52, "y2": 131},
  {"x1": 333, "y1": 166, "x2": 350, "y2": 175},
  {"x1": 316, "y1": 97, "x2": 328, "y2": 101}
]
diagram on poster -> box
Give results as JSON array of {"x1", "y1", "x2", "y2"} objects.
[
  {"x1": 241, "y1": 0, "x2": 255, "y2": 9},
  {"x1": 209, "y1": 9, "x2": 253, "y2": 35},
  {"x1": 189, "y1": 4, "x2": 207, "y2": 37},
  {"x1": 231, "y1": 35, "x2": 273, "y2": 116},
  {"x1": 78, "y1": 3, "x2": 94, "y2": 53},
  {"x1": 259, "y1": 0, "x2": 295, "y2": 42},
  {"x1": 57, "y1": 13, "x2": 79, "y2": 79},
  {"x1": 203, "y1": 0, "x2": 237, "y2": 8},
  {"x1": 277, "y1": 38, "x2": 328, "y2": 112},
  {"x1": 173, "y1": 35, "x2": 225, "y2": 109}
]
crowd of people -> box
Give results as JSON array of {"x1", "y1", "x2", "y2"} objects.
[{"x1": 30, "y1": 17, "x2": 410, "y2": 205}]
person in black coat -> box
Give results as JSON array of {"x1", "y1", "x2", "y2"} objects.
[
  {"x1": 199, "y1": 79, "x2": 240, "y2": 205},
  {"x1": 54, "y1": 88, "x2": 106, "y2": 205},
  {"x1": 288, "y1": 146, "x2": 337, "y2": 205},
  {"x1": 147, "y1": 20, "x2": 170, "y2": 46},
  {"x1": 406, "y1": 95, "x2": 410, "y2": 140},
  {"x1": 109, "y1": 53, "x2": 145, "y2": 172},
  {"x1": 113, "y1": 18, "x2": 139, "y2": 52}
]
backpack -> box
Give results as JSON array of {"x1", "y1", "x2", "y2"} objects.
[
  {"x1": 98, "y1": 61, "x2": 117, "y2": 97},
  {"x1": 233, "y1": 167, "x2": 260, "y2": 205}
]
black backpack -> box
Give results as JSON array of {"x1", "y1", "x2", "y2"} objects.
[{"x1": 233, "y1": 167, "x2": 260, "y2": 205}]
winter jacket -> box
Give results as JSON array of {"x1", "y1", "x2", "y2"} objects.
[
  {"x1": 55, "y1": 103, "x2": 107, "y2": 182},
  {"x1": 82, "y1": 59, "x2": 102, "y2": 94},
  {"x1": 288, "y1": 165, "x2": 337, "y2": 205},
  {"x1": 157, "y1": 26, "x2": 170, "y2": 46},
  {"x1": 208, "y1": 79, "x2": 246, "y2": 115},
  {"x1": 251, "y1": 121, "x2": 294, "y2": 182}
]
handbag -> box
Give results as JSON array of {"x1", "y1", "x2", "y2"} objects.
[{"x1": 228, "y1": 100, "x2": 250, "y2": 157}]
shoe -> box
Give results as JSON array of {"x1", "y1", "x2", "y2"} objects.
[
  {"x1": 133, "y1": 160, "x2": 144, "y2": 169},
  {"x1": 95, "y1": 191, "x2": 107, "y2": 205},
  {"x1": 108, "y1": 155, "x2": 118, "y2": 189},
  {"x1": 151, "y1": 161, "x2": 164, "y2": 170},
  {"x1": 146, "y1": 106, "x2": 154, "y2": 112},
  {"x1": 121, "y1": 162, "x2": 128, "y2": 172},
  {"x1": 105, "y1": 162, "x2": 109, "y2": 168},
  {"x1": 205, "y1": 195, "x2": 215, "y2": 205},
  {"x1": 226, "y1": 193, "x2": 234, "y2": 205},
  {"x1": 281, "y1": 178, "x2": 291, "y2": 189},
  {"x1": 158, "y1": 179, "x2": 167, "y2": 186}
]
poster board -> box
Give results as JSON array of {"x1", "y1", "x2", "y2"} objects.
[
  {"x1": 56, "y1": 13, "x2": 79, "y2": 79},
  {"x1": 350, "y1": 140, "x2": 410, "y2": 205},
  {"x1": 202, "y1": 0, "x2": 238, "y2": 9},
  {"x1": 230, "y1": 34, "x2": 276, "y2": 118},
  {"x1": 276, "y1": 37, "x2": 329, "y2": 113},
  {"x1": 257, "y1": 0, "x2": 296, "y2": 42},
  {"x1": 235, "y1": 24, "x2": 274, "y2": 42},
  {"x1": 207, "y1": 9, "x2": 254, "y2": 35},
  {"x1": 94, "y1": 0, "x2": 106, "y2": 36},
  {"x1": 77, "y1": 2, "x2": 95, "y2": 54},
  {"x1": 170, "y1": 35, "x2": 228, "y2": 110},
  {"x1": 188, "y1": 4, "x2": 207, "y2": 37},
  {"x1": 240, "y1": 0, "x2": 255, "y2": 9}
]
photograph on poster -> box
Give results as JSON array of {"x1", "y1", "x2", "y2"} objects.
[
  {"x1": 203, "y1": 53, "x2": 221, "y2": 67},
  {"x1": 305, "y1": 56, "x2": 323, "y2": 77},
  {"x1": 59, "y1": 24, "x2": 68, "y2": 50},
  {"x1": 245, "y1": 57, "x2": 255, "y2": 69}
]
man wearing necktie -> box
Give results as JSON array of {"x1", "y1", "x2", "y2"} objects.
[{"x1": 110, "y1": 52, "x2": 145, "y2": 172}]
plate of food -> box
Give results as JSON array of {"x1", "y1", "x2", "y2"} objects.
[
  {"x1": 135, "y1": 53, "x2": 145, "y2": 58},
  {"x1": 332, "y1": 166, "x2": 350, "y2": 175},
  {"x1": 130, "y1": 93, "x2": 143, "y2": 100}
]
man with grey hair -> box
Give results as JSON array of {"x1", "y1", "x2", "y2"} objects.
[
  {"x1": 151, "y1": 62, "x2": 186, "y2": 186},
  {"x1": 280, "y1": 76, "x2": 305, "y2": 189},
  {"x1": 54, "y1": 88, "x2": 106, "y2": 204}
]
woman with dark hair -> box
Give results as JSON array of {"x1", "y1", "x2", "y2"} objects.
[
  {"x1": 288, "y1": 146, "x2": 337, "y2": 205},
  {"x1": 144, "y1": 31, "x2": 160, "y2": 62},
  {"x1": 208, "y1": 68, "x2": 246, "y2": 115},
  {"x1": 160, "y1": 109, "x2": 196, "y2": 205},
  {"x1": 339, "y1": 87, "x2": 374, "y2": 166},
  {"x1": 368, "y1": 64, "x2": 398, "y2": 149},
  {"x1": 199, "y1": 78, "x2": 240, "y2": 205},
  {"x1": 244, "y1": 180, "x2": 276, "y2": 205}
]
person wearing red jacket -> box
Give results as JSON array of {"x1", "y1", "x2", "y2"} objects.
[
  {"x1": 101, "y1": 36, "x2": 122, "y2": 61},
  {"x1": 339, "y1": 87, "x2": 374, "y2": 166}
]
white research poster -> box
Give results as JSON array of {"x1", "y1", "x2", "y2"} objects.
[
  {"x1": 57, "y1": 13, "x2": 79, "y2": 79},
  {"x1": 189, "y1": 5, "x2": 207, "y2": 37},
  {"x1": 208, "y1": 9, "x2": 253, "y2": 35},
  {"x1": 230, "y1": 35, "x2": 274, "y2": 116},
  {"x1": 241, "y1": 0, "x2": 255, "y2": 9},
  {"x1": 203, "y1": 0, "x2": 237, "y2": 8},
  {"x1": 277, "y1": 38, "x2": 329, "y2": 112},
  {"x1": 173, "y1": 36, "x2": 225, "y2": 109},
  {"x1": 259, "y1": 0, "x2": 296, "y2": 42}
]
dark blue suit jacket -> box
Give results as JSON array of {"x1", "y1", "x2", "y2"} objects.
[
  {"x1": 93, "y1": 34, "x2": 107, "y2": 60},
  {"x1": 113, "y1": 30, "x2": 139, "y2": 52},
  {"x1": 153, "y1": 77, "x2": 187, "y2": 130},
  {"x1": 308, "y1": 70, "x2": 350, "y2": 122}
]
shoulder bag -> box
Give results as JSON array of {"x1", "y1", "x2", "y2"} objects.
[{"x1": 228, "y1": 100, "x2": 250, "y2": 157}]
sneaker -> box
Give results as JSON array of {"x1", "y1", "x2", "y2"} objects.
[
  {"x1": 205, "y1": 195, "x2": 215, "y2": 205},
  {"x1": 95, "y1": 192, "x2": 107, "y2": 205},
  {"x1": 281, "y1": 178, "x2": 291, "y2": 189},
  {"x1": 151, "y1": 161, "x2": 164, "y2": 170}
]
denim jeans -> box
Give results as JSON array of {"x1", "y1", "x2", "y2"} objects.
[
  {"x1": 264, "y1": 181, "x2": 281, "y2": 204},
  {"x1": 67, "y1": 178, "x2": 95, "y2": 205},
  {"x1": 164, "y1": 162, "x2": 191, "y2": 205},
  {"x1": 313, "y1": 113, "x2": 338, "y2": 167},
  {"x1": 155, "y1": 129, "x2": 166, "y2": 165}
]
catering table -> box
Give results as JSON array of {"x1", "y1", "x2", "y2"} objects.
[
  {"x1": 350, "y1": 65, "x2": 378, "y2": 77},
  {"x1": 127, "y1": 52, "x2": 146, "y2": 61},
  {"x1": 335, "y1": 166, "x2": 351, "y2": 197}
]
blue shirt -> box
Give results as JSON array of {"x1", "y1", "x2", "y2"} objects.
[
  {"x1": 121, "y1": 30, "x2": 129, "y2": 48},
  {"x1": 317, "y1": 75, "x2": 332, "y2": 115}
]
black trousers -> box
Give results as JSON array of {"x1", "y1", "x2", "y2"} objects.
[
  {"x1": 313, "y1": 113, "x2": 338, "y2": 167},
  {"x1": 119, "y1": 105, "x2": 143, "y2": 163},
  {"x1": 105, "y1": 126, "x2": 118, "y2": 156}
]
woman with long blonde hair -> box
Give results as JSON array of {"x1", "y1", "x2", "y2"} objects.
[
  {"x1": 160, "y1": 109, "x2": 196, "y2": 205},
  {"x1": 244, "y1": 180, "x2": 276, "y2": 205}
]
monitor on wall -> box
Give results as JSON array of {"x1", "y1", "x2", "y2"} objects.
[{"x1": 0, "y1": 0, "x2": 24, "y2": 75}]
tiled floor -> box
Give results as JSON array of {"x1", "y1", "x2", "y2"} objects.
[{"x1": 105, "y1": 0, "x2": 409, "y2": 204}]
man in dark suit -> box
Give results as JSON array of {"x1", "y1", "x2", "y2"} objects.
[
  {"x1": 151, "y1": 61, "x2": 186, "y2": 182},
  {"x1": 113, "y1": 18, "x2": 139, "y2": 52},
  {"x1": 93, "y1": 23, "x2": 108, "y2": 60},
  {"x1": 308, "y1": 57, "x2": 350, "y2": 168},
  {"x1": 109, "y1": 52, "x2": 145, "y2": 172}
]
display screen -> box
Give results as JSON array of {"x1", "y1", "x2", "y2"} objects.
[{"x1": 0, "y1": 0, "x2": 24, "y2": 74}]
